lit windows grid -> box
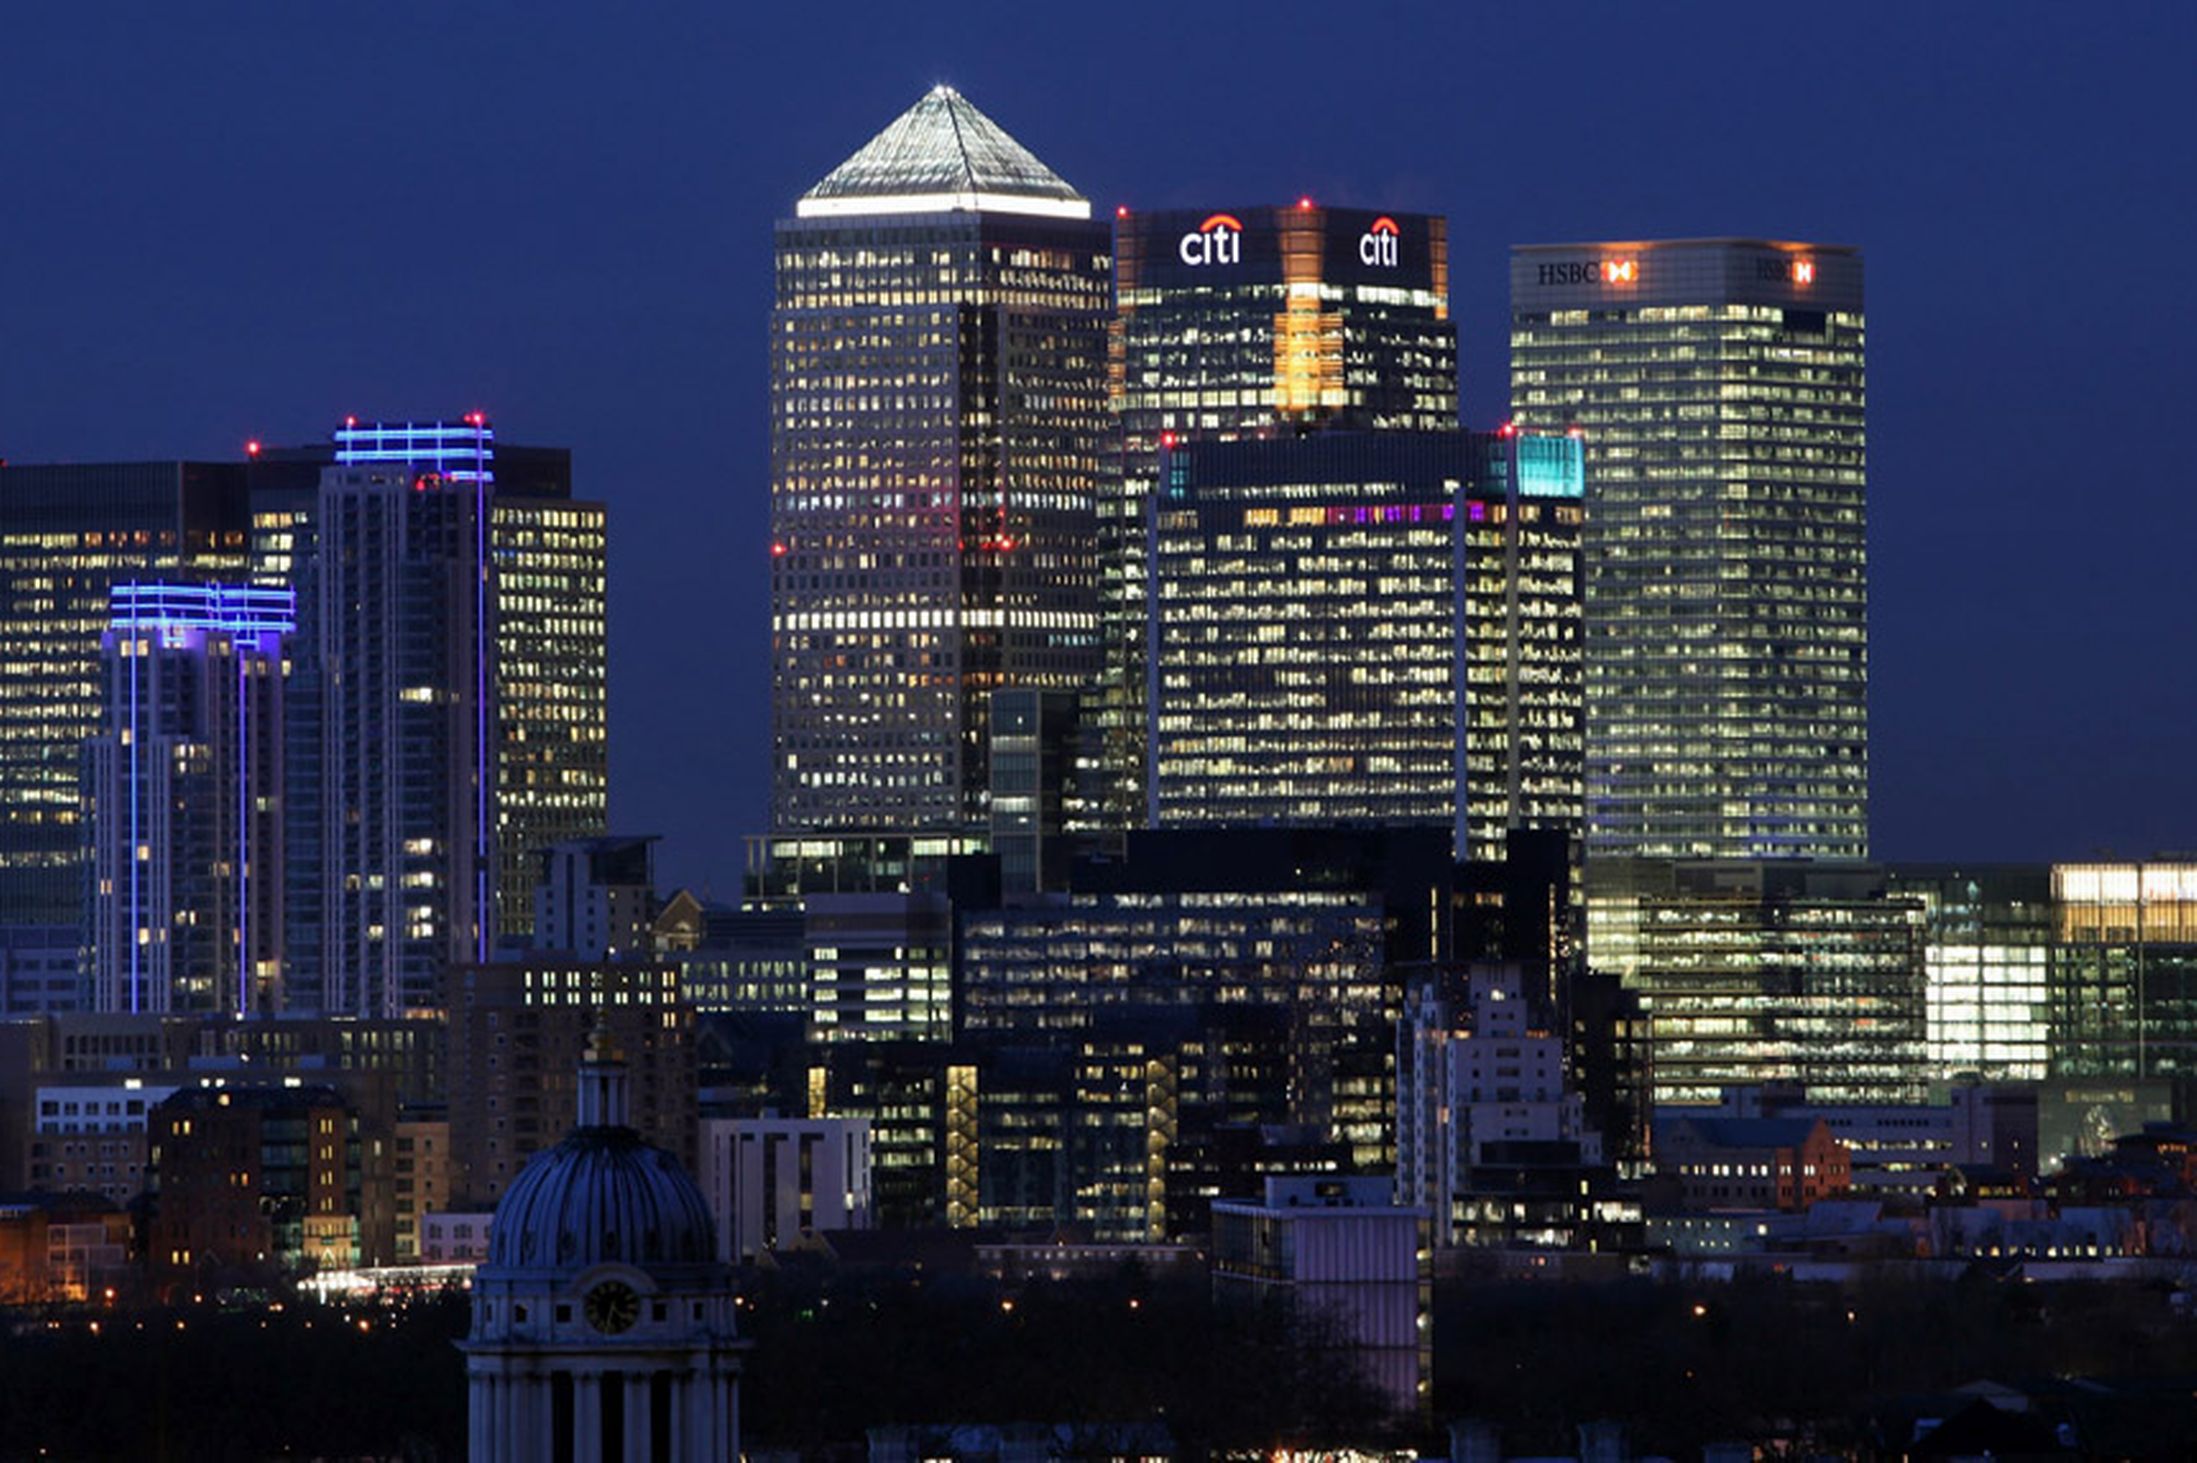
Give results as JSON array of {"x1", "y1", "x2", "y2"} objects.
[
  {"x1": 1510, "y1": 241, "x2": 1866, "y2": 862},
  {"x1": 1092, "y1": 207, "x2": 1460, "y2": 831},
  {"x1": 0, "y1": 462, "x2": 250, "y2": 925},
  {"x1": 770, "y1": 211, "x2": 1111, "y2": 833},
  {"x1": 2049, "y1": 861, "x2": 2197, "y2": 1080},
  {"x1": 1147, "y1": 432, "x2": 1582, "y2": 855}
]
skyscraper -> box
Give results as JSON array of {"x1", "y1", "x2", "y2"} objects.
[
  {"x1": 84, "y1": 582, "x2": 292, "y2": 1015},
  {"x1": 277, "y1": 419, "x2": 608, "y2": 1015},
  {"x1": 770, "y1": 86, "x2": 1112, "y2": 835},
  {"x1": 1098, "y1": 204, "x2": 1459, "y2": 827},
  {"x1": 0, "y1": 463, "x2": 251, "y2": 925},
  {"x1": 1147, "y1": 429, "x2": 1583, "y2": 858},
  {"x1": 1510, "y1": 240, "x2": 1867, "y2": 862}
]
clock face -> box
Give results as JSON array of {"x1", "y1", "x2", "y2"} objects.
[{"x1": 583, "y1": 1280, "x2": 641, "y2": 1335}]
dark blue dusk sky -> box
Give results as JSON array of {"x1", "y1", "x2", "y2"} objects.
[{"x1": 3, "y1": 2, "x2": 2192, "y2": 892}]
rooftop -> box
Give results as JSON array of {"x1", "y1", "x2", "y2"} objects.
[{"x1": 796, "y1": 85, "x2": 1089, "y2": 222}]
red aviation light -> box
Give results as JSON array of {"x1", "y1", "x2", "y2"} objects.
[
  {"x1": 1116, "y1": 204, "x2": 1130, "y2": 219},
  {"x1": 1159, "y1": 431, "x2": 1179, "y2": 450},
  {"x1": 464, "y1": 410, "x2": 485, "y2": 427},
  {"x1": 244, "y1": 439, "x2": 262, "y2": 457},
  {"x1": 770, "y1": 541, "x2": 788, "y2": 558},
  {"x1": 1297, "y1": 196, "x2": 1314, "y2": 211},
  {"x1": 1497, "y1": 421, "x2": 1517, "y2": 439}
]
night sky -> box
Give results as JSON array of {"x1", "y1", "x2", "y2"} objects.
[{"x1": 3, "y1": 2, "x2": 2192, "y2": 892}]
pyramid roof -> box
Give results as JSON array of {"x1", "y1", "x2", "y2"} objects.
[{"x1": 797, "y1": 85, "x2": 1090, "y2": 221}]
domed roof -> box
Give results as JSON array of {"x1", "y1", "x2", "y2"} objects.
[{"x1": 487, "y1": 1124, "x2": 717, "y2": 1274}]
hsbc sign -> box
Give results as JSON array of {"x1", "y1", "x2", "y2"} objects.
[
  {"x1": 1536, "y1": 259, "x2": 1638, "y2": 286},
  {"x1": 1178, "y1": 213, "x2": 1243, "y2": 266}
]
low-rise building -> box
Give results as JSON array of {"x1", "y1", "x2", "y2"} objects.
[
  {"x1": 145, "y1": 1083, "x2": 362, "y2": 1288},
  {"x1": 419, "y1": 1208, "x2": 496, "y2": 1265},
  {"x1": 25, "y1": 1078, "x2": 178, "y2": 1204},
  {"x1": 393, "y1": 1112, "x2": 451, "y2": 1260},
  {"x1": 1398, "y1": 964, "x2": 1603, "y2": 1245},
  {"x1": 1654, "y1": 1116, "x2": 1851, "y2": 1212},
  {"x1": 698, "y1": 1115, "x2": 873, "y2": 1264},
  {"x1": 1211, "y1": 1176, "x2": 1431, "y2": 1420},
  {"x1": 0, "y1": 1192, "x2": 131, "y2": 1302}
]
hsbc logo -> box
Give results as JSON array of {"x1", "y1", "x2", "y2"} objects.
[
  {"x1": 1178, "y1": 213, "x2": 1243, "y2": 267},
  {"x1": 1359, "y1": 216, "x2": 1400, "y2": 267},
  {"x1": 1536, "y1": 258, "x2": 1638, "y2": 286}
]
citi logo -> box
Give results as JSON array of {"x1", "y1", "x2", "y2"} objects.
[
  {"x1": 1359, "y1": 216, "x2": 1400, "y2": 267},
  {"x1": 1178, "y1": 214, "x2": 1243, "y2": 266}
]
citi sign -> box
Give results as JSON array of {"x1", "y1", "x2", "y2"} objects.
[
  {"x1": 1359, "y1": 216, "x2": 1401, "y2": 267},
  {"x1": 1178, "y1": 214, "x2": 1243, "y2": 266}
]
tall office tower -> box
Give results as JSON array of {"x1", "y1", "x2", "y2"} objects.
[
  {"x1": 770, "y1": 86, "x2": 1112, "y2": 835},
  {"x1": 1148, "y1": 430, "x2": 1583, "y2": 858},
  {"x1": 0, "y1": 463, "x2": 251, "y2": 925},
  {"x1": 1098, "y1": 204, "x2": 1459, "y2": 827},
  {"x1": 1510, "y1": 240, "x2": 1867, "y2": 862},
  {"x1": 295, "y1": 420, "x2": 608, "y2": 1015},
  {"x1": 83, "y1": 583, "x2": 292, "y2": 1015}
]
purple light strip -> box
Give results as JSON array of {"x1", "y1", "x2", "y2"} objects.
[
  {"x1": 126, "y1": 631, "x2": 140, "y2": 1015},
  {"x1": 474, "y1": 432, "x2": 490, "y2": 964},
  {"x1": 237, "y1": 647, "x2": 250, "y2": 1018}
]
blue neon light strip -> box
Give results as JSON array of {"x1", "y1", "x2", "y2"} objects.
[
  {"x1": 110, "y1": 583, "x2": 297, "y2": 635},
  {"x1": 334, "y1": 421, "x2": 496, "y2": 484}
]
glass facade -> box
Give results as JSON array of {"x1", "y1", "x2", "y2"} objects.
[
  {"x1": 959, "y1": 888, "x2": 1396, "y2": 1167},
  {"x1": 1511, "y1": 240, "x2": 1867, "y2": 861},
  {"x1": 295, "y1": 423, "x2": 608, "y2": 1015},
  {"x1": 2050, "y1": 862, "x2": 2197, "y2": 1086},
  {"x1": 1587, "y1": 860, "x2": 1928, "y2": 1105},
  {"x1": 0, "y1": 463, "x2": 250, "y2": 925},
  {"x1": 804, "y1": 893, "x2": 954, "y2": 1042},
  {"x1": 84, "y1": 583, "x2": 292, "y2": 1016},
  {"x1": 1885, "y1": 863, "x2": 2053, "y2": 1081},
  {"x1": 987, "y1": 687, "x2": 1080, "y2": 894},
  {"x1": 490, "y1": 496, "x2": 609, "y2": 937},
  {"x1": 1148, "y1": 430, "x2": 1582, "y2": 857},
  {"x1": 770, "y1": 88, "x2": 1111, "y2": 834},
  {"x1": 1097, "y1": 205, "x2": 1458, "y2": 830}
]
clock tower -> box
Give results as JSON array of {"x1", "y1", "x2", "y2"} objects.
[{"x1": 462, "y1": 1027, "x2": 744, "y2": 1461}]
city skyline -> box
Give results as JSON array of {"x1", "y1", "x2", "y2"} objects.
[{"x1": 3, "y1": 3, "x2": 2193, "y2": 890}]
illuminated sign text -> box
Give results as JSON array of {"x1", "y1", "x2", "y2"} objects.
[
  {"x1": 1178, "y1": 214, "x2": 1243, "y2": 267},
  {"x1": 1359, "y1": 216, "x2": 1400, "y2": 267}
]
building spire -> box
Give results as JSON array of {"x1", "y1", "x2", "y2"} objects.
[{"x1": 576, "y1": 1011, "x2": 631, "y2": 1129}]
